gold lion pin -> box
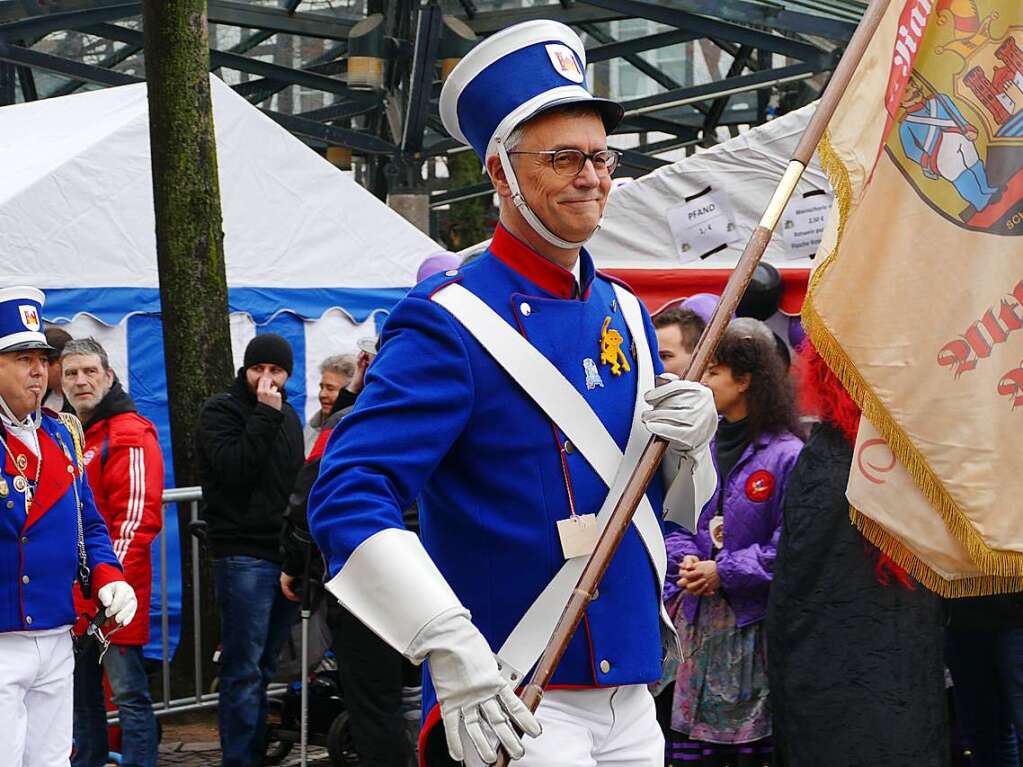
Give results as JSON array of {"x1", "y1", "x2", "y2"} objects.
[{"x1": 599, "y1": 317, "x2": 631, "y2": 376}]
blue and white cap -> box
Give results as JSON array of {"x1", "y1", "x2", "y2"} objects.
[
  {"x1": 440, "y1": 20, "x2": 624, "y2": 249},
  {"x1": 440, "y1": 20, "x2": 623, "y2": 162},
  {"x1": 0, "y1": 287, "x2": 52, "y2": 355}
]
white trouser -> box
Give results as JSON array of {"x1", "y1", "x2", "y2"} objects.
[
  {"x1": 517, "y1": 685, "x2": 662, "y2": 767},
  {"x1": 0, "y1": 630, "x2": 74, "y2": 767}
]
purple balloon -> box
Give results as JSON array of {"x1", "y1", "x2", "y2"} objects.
[
  {"x1": 679, "y1": 293, "x2": 721, "y2": 325},
  {"x1": 788, "y1": 316, "x2": 807, "y2": 349},
  {"x1": 416, "y1": 251, "x2": 462, "y2": 283}
]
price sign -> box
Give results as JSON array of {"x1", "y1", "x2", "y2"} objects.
[
  {"x1": 781, "y1": 193, "x2": 833, "y2": 260},
  {"x1": 665, "y1": 191, "x2": 741, "y2": 263}
]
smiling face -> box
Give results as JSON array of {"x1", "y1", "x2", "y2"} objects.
[
  {"x1": 318, "y1": 371, "x2": 346, "y2": 416},
  {"x1": 0, "y1": 349, "x2": 48, "y2": 421},
  {"x1": 492, "y1": 108, "x2": 612, "y2": 246}
]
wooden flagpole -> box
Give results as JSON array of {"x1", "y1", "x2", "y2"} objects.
[{"x1": 495, "y1": 0, "x2": 893, "y2": 762}]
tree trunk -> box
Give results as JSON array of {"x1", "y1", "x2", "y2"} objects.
[{"x1": 142, "y1": 0, "x2": 233, "y2": 700}]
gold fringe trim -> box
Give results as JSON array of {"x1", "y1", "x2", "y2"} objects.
[
  {"x1": 804, "y1": 131, "x2": 1023, "y2": 580},
  {"x1": 849, "y1": 507, "x2": 1023, "y2": 598}
]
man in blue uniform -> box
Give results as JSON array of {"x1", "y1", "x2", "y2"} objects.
[
  {"x1": 0, "y1": 286, "x2": 137, "y2": 767},
  {"x1": 308, "y1": 20, "x2": 717, "y2": 766}
]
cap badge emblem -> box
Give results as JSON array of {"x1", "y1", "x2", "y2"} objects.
[
  {"x1": 546, "y1": 44, "x2": 584, "y2": 84},
  {"x1": 18, "y1": 305, "x2": 40, "y2": 332}
]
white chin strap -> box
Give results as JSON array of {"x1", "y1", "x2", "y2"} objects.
[
  {"x1": 496, "y1": 137, "x2": 602, "y2": 250},
  {"x1": 0, "y1": 393, "x2": 40, "y2": 431}
]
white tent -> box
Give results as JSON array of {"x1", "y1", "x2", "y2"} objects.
[
  {"x1": 0, "y1": 75, "x2": 438, "y2": 424},
  {"x1": 592, "y1": 103, "x2": 829, "y2": 316},
  {"x1": 0, "y1": 76, "x2": 438, "y2": 658}
]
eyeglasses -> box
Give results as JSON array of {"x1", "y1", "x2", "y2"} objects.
[{"x1": 507, "y1": 148, "x2": 621, "y2": 177}]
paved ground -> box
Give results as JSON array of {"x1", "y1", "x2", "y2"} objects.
[
  {"x1": 154, "y1": 712, "x2": 331, "y2": 766},
  {"x1": 158, "y1": 741, "x2": 330, "y2": 766}
]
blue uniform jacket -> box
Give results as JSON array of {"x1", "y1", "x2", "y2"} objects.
[
  {"x1": 309, "y1": 225, "x2": 667, "y2": 725},
  {"x1": 0, "y1": 413, "x2": 122, "y2": 633}
]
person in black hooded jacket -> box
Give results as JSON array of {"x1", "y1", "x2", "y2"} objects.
[{"x1": 197, "y1": 333, "x2": 304, "y2": 767}]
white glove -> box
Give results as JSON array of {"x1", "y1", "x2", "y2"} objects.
[
  {"x1": 641, "y1": 377, "x2": 717, "y2": 453},
  {"x1": 97, "y1": 581, "x2": 138, "y2": 627},
  {"x1": 408, "y1": 608, "x2": 541, "y2": 764}
]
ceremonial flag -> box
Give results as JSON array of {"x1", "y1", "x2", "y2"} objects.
[{"x1": 804, "y1": 0, "x2": 1023, "y2": 595}]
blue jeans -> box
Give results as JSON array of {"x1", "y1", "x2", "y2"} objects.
[
  {"x1": 947, "y1": 627, "x2": 1023, "y2": 767},
  {"x1": 72, "y1": 643, "x2": 158, "y2": 767},
  {"x1": 214, "y1": 556, "x2": 298, "y2": 767}
]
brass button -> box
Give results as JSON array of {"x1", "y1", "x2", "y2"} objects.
[
  {"x1": 20, "y1": 536, "x2": 27, "y2": 544},
  {"x1": 25, "y1": 615, "x2": 32, "y2": 625},
  {"x1": 21, "y1": 575, "x2": 29, "y2": 585},
  {"x1": 67, "y1": 465, "x2": 75, "y2": 474},
  {"x1": 520, "y1": 302, "x2": 532, "y2": 317},
  {"x1": 445, "y1": 270, "x2": 458, "y2": 277},
  {"x1": 599, "y1": 659, "x2": 611, "y2": 674},
  {"x1": 564, "y1": 440, "x2": 574, "y2": 454},
  {"x1": 6, "y1": 501, "x2": 13, "y2": 509}
]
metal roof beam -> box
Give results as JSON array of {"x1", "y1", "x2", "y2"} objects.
[
  {"x1": 702, "y1": 43, "x2": 753, "y2": 137},
  {"x1": 578, "y1": 22, "x2": 681, "y2": 91},
  {"x1": 205, "y1": 0, "x2": 359, "y2": 40},
  {"x1": 84, "y1": 23, "x2": 355, "y2": 96},
  {"x1": 226, "y1": 29, "x2": 275, "y2": 56},
  {"x1": 298, "y1": 98, "x2": 381, "y2": 123},
  {"x1": 0, "y1": 39, "x2": 140, "y2": 86},
  {"x1": 261, "y1": 109, "x2": 397, "y2": 155},
  {"x1": 660, "y1": 0, "x2": 858, "y2": 40},
  {"x1": 431, "y1": 181, "x2": 492, "y2": 208},
  {"x1": 617, "y1": 114, "x2": 700, "y2": 136},
  {"x1": 462, "y1": 4, "x2": 624, "y2": 35},
  {"x1": 621, "y1": 56, "x2": 830, "y2": 115},
  {"x1": 618, "y1": 148, "x2": 670, "y2": 173},
  {"x1": 49, "y1": 39, "x2": 140, "y2": 97},
  {"x1": 586, "y1": 28, "x2": 699, "y2": 62},
  {"x1": 232, "y1": 40, "x2": 346, "y2": 103},
  {"x1": 0, "y1": 3, "x2": 138, "y2": 41},
  {"x1": 578, "y1": 0, "x2": 824, "y2": 60}
]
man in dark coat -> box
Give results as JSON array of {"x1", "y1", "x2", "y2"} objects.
[{"x1": 197, "y1": 333, "x2": 304, "y2": 767}]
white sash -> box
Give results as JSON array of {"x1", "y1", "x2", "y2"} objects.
[{"x1": 431, "y1": 282, "x2": 673, "y2": 682}]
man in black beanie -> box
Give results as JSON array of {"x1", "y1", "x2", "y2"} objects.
[{"x1": 197, "y1": 333, "x2": 304, "y2": 767}]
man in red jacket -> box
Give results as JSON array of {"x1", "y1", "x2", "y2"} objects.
[{"x1": 63, "y1": 338, "x2": 164, "y2": 767}]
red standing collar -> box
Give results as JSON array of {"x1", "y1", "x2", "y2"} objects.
[{"x1": 488, "y1": 225, "x2": 593, "y2": 300}]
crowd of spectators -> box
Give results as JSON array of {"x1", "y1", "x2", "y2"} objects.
[{"x1": 40, "y1": 298, "x2": 1022, "y2": 767}]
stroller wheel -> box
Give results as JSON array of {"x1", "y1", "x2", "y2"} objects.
[
  {"x1": 263, "y1": 738, "x2": 293, "y2": 765},
  {"x1": 327, "y1": 712, "x2": 360, "y2": 766}
]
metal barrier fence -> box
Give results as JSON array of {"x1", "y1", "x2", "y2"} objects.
[
  {"x1": 154, "y1": 486, "x2": 206, "y2": 718},
  {"x1": 128, "y1": 486, "x2": 286, "y2": 721}
]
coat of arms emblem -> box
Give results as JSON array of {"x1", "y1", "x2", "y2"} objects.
[
  {"x1": 18, "y1": 305, "x2": 40, "y2": 331},
  {"x1": 885, "y1": 0, "x2": 1023, "y2": 234}
]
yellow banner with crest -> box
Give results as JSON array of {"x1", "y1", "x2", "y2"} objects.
[{"x1": 804, "y1": 0, "x2": 1023, "y2": 595}]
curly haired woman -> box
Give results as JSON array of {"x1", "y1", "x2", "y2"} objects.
[{"x1": 664, "y1": 318, "x2": 804, "y2": 766}]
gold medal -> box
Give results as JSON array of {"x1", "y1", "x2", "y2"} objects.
[
  {"x1": 599, "y1": 317, "x2": 631, "y2": 376},
  {"x1": 15, "y1": 454, "x2": 27, "y2": 472},
  {"x1": 13, "y1": 475, "x2": 27, "y2": 494}
]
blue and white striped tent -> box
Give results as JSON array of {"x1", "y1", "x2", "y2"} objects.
[{"x1": 0, "y1": 76, "x2": 438, "y2": 658}]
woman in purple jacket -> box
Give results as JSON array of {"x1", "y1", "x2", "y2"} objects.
[{"x1": 664, "y1": 319, "x2": 803, "y2": 767}]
